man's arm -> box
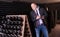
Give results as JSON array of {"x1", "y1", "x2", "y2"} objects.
[
  {"x1": 30, "y1": 11, "x2": 41, "y2": 22},
  {"x1": 41, "y1": 8, "x2": 48, "y2": 25},
  {"x1": 42, "y1": 8, "x2": 47, "y2": 17},
  {"x1": 36, "y1": 16, "x2": 41, "y2": 19},
  {"x1": 30, "y1": 11, "x2": 37, "y2": 22},
  {"x1": 41, "y1": 8, "x2": 48, "y2": 19}
]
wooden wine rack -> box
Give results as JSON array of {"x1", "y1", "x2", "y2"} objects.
[{"x1": 6, "y1": 15, "x2": 32, "y2": 37}]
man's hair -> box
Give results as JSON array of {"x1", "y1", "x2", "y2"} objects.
[
  {"x1": 31, "y1": 2, "x2": 36, "y2": 4},
  {"x1": 31, "y1": 3, "x2": 39, "y2": 7}
]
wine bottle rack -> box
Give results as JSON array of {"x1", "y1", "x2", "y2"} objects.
[{"x1": 0, "y1": 15, "x2": 32, "y2": 37}]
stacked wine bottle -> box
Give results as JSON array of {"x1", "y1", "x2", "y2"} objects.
[{"x1": 0, "y1": 15, "x2": 32, "y2": 37}]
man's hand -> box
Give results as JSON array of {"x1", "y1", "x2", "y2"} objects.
[
  {"x1": 41, "y1": 16, "x2": 44, "y2": 19},
  {"x1": 36, "y1": 16, "x2": 41, "y2": 19}
]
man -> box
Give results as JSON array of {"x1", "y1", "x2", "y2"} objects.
[{"x1": 30, "y1": 3, "x2": 48, "y2": 37}]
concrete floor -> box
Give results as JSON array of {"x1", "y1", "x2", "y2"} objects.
[{"x1": 49, "y1": 24, "x2": 60, "y2": 37}]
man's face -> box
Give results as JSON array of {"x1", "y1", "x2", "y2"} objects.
[{"x1": 31, "y1": 3, "x2": 37, "y2": 11}]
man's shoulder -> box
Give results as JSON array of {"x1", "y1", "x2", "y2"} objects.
[
  {"x1": 30, "y1": 10, "x2": 34, "y2": 12},
  {"x1": 39, "y1": 7, "x2": 46, "y2": 12},
  {"x1": 30, "y1": 10, "x2": 34, "y2": 14},
  {"x1": 39, "y1": 7, "x2": 44, "y2": 10}
]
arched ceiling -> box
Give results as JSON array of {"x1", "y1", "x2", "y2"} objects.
[
  {"x1": 19, "y1": 0, "x2": 60, "y2": 4},
  {"x1": 0, "y1": 0, "x2": 60, "y2": 4}
]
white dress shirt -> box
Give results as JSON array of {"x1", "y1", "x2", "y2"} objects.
[{"x1": 35, "y1": 7, "x2": 43, "y2": 25}]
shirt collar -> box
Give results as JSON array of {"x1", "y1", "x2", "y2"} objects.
[
  {"x1": 35, "y1": 6, "x2": 39, "y2": 13},
  {"x1": 36, "y1": 6, "x2": 39, "y2": 10}
]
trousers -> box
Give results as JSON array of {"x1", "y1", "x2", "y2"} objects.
[{"x1": 35, "y1": 24, "x2": 48, "y2": 37}]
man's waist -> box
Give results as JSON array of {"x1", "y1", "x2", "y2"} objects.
[{"x1": 35, "y1": 23, "x2": 44, "y2": 27}]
